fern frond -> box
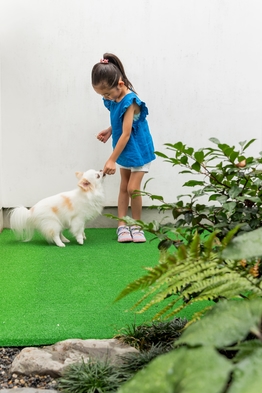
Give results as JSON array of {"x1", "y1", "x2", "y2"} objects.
[
  {"x1": 184, "y1": 305, "x2": 214, "y2": 327},
  {"x1": 221, "y1": 226, "x2": 241, "y2": 248},
  {"x1": 203, "y1": 231, "x2": 220, "y2": 258},
  {"x1": 115, "y1": 227, "x2": 262, "y2": 323},
  {"x1": 176, "y1": 261, "x2": 225, "y2": 281},
  {"x1": 166, "y1": 264, "x2": 228, "y2": 295},
  {"x1": 137, "y1": 293, "x2": 182, "y2": 316},
  {"x1": 129, "y1": 276, "x2": 172, "y2": 311},
  {"x1": 181, "y1": 271, "x2": 233, "y2": 298},
  {"x1": 150, "y1": 298, "x2": 185, "y2": 320},
  {"x1": 115, "y1": 262, "x2": 171, "y2": 302},
  {"x1": 200, "y1": 277, "x2": 259, "y2": 298},
  {"x1": 189, "y1": 231, "x2": 201, "y2": 259},
  {"x1": 163, "y1": 297, "x2": 216, "y2": 321},
  {"x1": 131, "y1": 266, "x2": 220, "y2": 315}
]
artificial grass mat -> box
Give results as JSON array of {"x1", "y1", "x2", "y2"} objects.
[{"x1": 0, "y1": 228, "x2": 211, "y2": 347}]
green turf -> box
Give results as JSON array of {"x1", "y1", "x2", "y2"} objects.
[{"x1": 0, "y1": 228, "x2": 211, "y2": 347}]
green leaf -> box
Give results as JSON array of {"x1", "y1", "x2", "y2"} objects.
[
  {"x1": 143, "y1": 177, "x2": 154, "y2": 190},
  {"x1": 223, "y1": 201, "x2": 236, "y2": 213},
  {"x1": 158, "y1": 239, "x2": 173, "y2": 251},
  {"x1": 221, "y1": 226, "x2": 241, "y2": 248},
  {"x1": 118, "y1": 347, "x2": 232, "y2": 393},
  {"x1": 179, "y1": 170, "x2": 194, "y2": 174},
  {"x1": 149, "y1": 195, "x2": 164, "y2": 201},
  {"x1": 231, "y1": 340, "x2": 262, "y2": 363},
  {"x1": 154, "y1": 151, "x2": 168, "y2": 158},
  {"x1": 209, "y1": 137, "x2": 221, "y2": 145},
  {"x1": 191, "y1": 161, "x2": 201, "y2": 172},
  {"x1": 218, "y1": 143, "x2": 232, "y2": 156},
  {"x1": 222, "y1": 227, "x2": 262, "y2": 259},
  {"x1": 194, "y1": 150, "x2": 204, "y2": 163},
  {"x1": 185, "y1": 147, "x2": 194, "y2": 155},
  {"x1": 215, "y1": 195, "x2": 228, "y2": 204},
  {"x1": 209, "y1": 194, "x2": 223, "y2": 201},
  {"x1": 180, "y1": 155, "x2": 188, "y2": 165},
  {"x1": 228, "y1": 348, "x2": 262, "y2": 393},
  {"x1": 239, "y1": 140, "x2": 247, "y2": 149},
  {"x1": 228, "y1": 186, "x2": 242, "y2": 198},
  {"x1": 176, "y1": 299, "x2": 262, "y2": 348},
  {"x1": 237, "y1": 155, "x2": 246, "y2": 163},
  {"x1": 230, "y1": 151, "x2": 239, "y2": 163},
  {"x1": 173, "y1": 141, "x2": 185, "y2": 151},
  {"x1": 243, "y1": 138, "x2": 256, "y2": 151},
  {"x1": 183, "y1": 180, "x2": 205, "y2": 187},
  {"x1": 172, "y1": 209, "x2": 183, "y2": 219}
]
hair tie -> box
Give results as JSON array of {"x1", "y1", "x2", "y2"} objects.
[{"x1": 100, "y1": 58, "x2": 109, "y2": 64}]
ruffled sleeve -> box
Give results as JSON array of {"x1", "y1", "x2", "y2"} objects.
[
  {"x1": 119, "y1": 93, "x2": 149, "y2": 122},
  {"x1": 103, "y1": 98, "x2": 112, "y2": 111}
]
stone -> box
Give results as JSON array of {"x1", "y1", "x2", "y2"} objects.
[{"x1": 10, "y1": 338, "x2": 138, "y2": 377}]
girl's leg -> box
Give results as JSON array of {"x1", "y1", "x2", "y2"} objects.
[
  {"x1": 128, "y1": 171, "x2": 147, "y2": 242},
  {"x1": 117, "y1": 168, "x2": 133, "y2": 243},
  {"x1": 118, "y1": 168, "x2": 131, "y2": 227},
  {"x1": 128, "y1": 171, "x2": 145, "y2": 220}
]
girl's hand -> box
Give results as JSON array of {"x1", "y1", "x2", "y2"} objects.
[
  {"x1": 103, "y1": 159, "x2": 116, "y2": 175},
  {"x1": 97, "y1": 128, "x2": 112, "y2": 143}
]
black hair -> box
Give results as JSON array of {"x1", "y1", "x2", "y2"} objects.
[{"x1": 91, "y1": 53, "x2": 136, "y2": 93}]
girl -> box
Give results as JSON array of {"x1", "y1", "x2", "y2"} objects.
[{"x1": 91, "y1": 53, "x2": 155, "y2": 243}]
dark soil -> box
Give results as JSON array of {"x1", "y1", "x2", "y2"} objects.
[{"x1": 0, "y1": 347, "x2": 58, "y2": 390}]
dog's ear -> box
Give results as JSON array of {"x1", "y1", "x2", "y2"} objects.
[
  {"x1": 75, "y1": 171, "x2": 83, "y2": 179},
  {"x1": 78, "y1": 178, "x2": 91, "y2": 191}
]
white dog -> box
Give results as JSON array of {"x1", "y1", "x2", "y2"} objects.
[{"x1": 10, "y1": 169, "x2": 105, "y2": 247}]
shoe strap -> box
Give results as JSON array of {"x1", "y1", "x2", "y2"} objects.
[
  {"x1": 117, "y1": 226, "x2": 130, "y2": 235},
  {"x1": 131, "y1": 226, "x2": 144, "y2": 234}
]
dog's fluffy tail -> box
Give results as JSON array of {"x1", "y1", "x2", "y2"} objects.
[{"x1": 10, "y1": 207, "x2": 34, "y2": 241}]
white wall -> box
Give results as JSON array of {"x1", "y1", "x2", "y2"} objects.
[{"x1": 1, "y1": 0, "x2": 262, "y2": 208}]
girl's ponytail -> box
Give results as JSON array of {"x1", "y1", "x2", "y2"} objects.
[{"x1": 92, "y1": 53, "x2": 136, "y2": 93}]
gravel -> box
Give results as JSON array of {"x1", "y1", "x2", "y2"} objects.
[{"x1": 0, "y1": 347, "x2": 58, "y2": 390}]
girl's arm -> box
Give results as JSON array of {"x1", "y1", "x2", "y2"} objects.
[
  {"x1": 103, "y1": 104, "x2": 135, "y2": 174},
  {"x1": 97, "y1": 126, "x2": 112, "y2": 143}
]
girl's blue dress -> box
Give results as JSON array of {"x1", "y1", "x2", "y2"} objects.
[{"x1": 103, "y1": 92, "x2": 156, "y2": 167}]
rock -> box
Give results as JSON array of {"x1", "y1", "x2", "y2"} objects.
[{"x1": 10, "y1": 338, "x2": 138, "y2": 377}]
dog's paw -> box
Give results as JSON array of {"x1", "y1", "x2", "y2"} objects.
[
  {"x1": 76, "y1": 237, "x2": 84, "y2": 245},
  {"x1": 56, "y1": 242, "x2": 66, "y2": 247},
  {"x1": 53, "y1": 236, "x2": 66, "y2": 247},
  {"x1": 61, "y1": 234, "x2": 70, "y2": 243}
]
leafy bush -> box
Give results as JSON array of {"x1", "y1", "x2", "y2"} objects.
[
  {"x1": 117, "y1": 344, "x2": 172, "y2": 377},
  {"x1": 108, "y1": 138, "x2": 262, "y2": 321},
  {"x1": 115, "y1": 317, "x2": 187, "y2": 351},
  {"x1": 58, "y1": 319, "x2": 187, "y2": 393},
  {"x1": 103, "y1": 138, "x2": 262, "y2": 392},
  {"x1": 58, "y1": 357, "x2": 127, "y2": 393},
  {"x1": 117, "y1": 298, "x2": 262, "y2": 393},
  {"x1": 141, "y1": 138, "x2": 262, "y2": 242},
  {"x1": 115, "y1": 230, "x2": 262, "y2": 321}
]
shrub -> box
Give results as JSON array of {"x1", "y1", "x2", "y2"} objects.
[
  {"x1": 117, "y1": 344, "x2": 172, "y2": 377},
  {"x1": 115, "y1": 317, "x2": 187, "y2": 351},
  {"x1": 58, "y1": 358, "x2": 126, "y2": 393},
  {"x1": 117, "y1": 298, "x2": 262, "y2": 393},
  {"x1": 115, "y1": 230, "x2": 262, "y2": 321},
  {"x1": 58, "y1": 319, "x2": 187, "y2": 393},
  {"x1": 128, "y1": 138, "x2": 262, "y2": 246}
]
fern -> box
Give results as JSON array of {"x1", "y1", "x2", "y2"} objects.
[{"x1": 115, "y1": 230, "x2": 262, "y2": 321}]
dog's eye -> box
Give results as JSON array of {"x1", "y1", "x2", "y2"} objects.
[{"x1": 96, "y1": 174, "x2": 100, "y2": 179}]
